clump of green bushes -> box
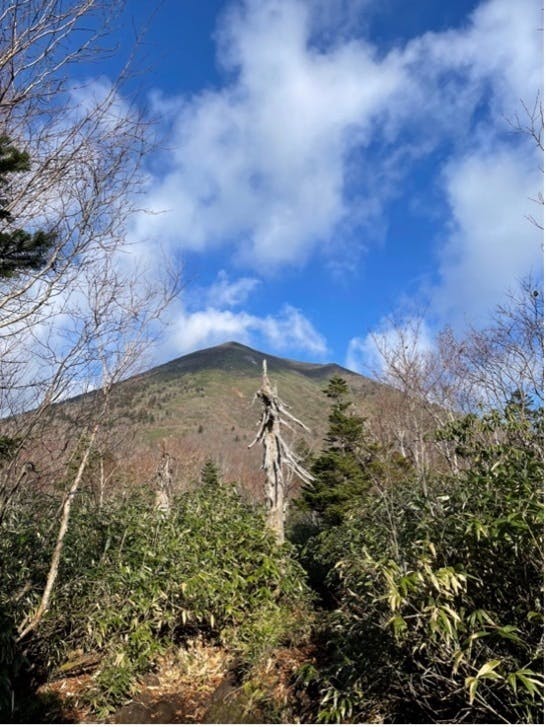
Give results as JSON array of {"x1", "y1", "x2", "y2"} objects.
[
  {"x1": 1, "y1": 378, "x2": 542, "y2": 724},
  {"x1": 294, "y1": 388, "x2": 544, "y2": 723},
  {"x1": 0, "y1": 481, "x2": 312, "y2": 719}
]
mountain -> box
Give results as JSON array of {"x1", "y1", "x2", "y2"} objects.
[
  {"x1": 52, "y1": 341, "x2": 385, "y2": 499},
  {"x1": 138, "y1": 340, "x2": 357, "y2": 380}
]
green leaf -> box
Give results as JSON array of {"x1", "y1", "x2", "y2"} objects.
[
  {"x1": 465, "y1": 676, "x2": 479, "y2": 704},
  {"x1": 387, "y1": 614, "x2": 408, "y2": 638},
  {"x1": 452, "y1": 649, "x2": 465, "y2": 674},
  {"x1": 496, "y1": 624, "x2": 522, "y2": 642},
  {"x1": 476, "y1": 659, "x2": 502, "y2": 680},
  {"x1": 507, "y1": 672, "x2": 518, "y2": 695},
  {"x1": 513, "y1": 669, "x2": 544, "y2": 696}
]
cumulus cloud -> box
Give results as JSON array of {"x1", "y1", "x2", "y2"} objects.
[
  {"x1": 129, "y1": 0, "x2": 544, "y2": 366},
  {"x1": 201, "y1": 270, "x2": 260, "y2": 308},
  {"x1": 432, "y1": 144, "x2": 542, "y2": 324},
  {"x1": 132, "y1": 0, "x2": 405, "y2": 268},
  {"x1": 132, "y1": 0, "x2": 541, "y2": 283},
  {"x1": 162, "y1": 302, "x2": 327, "y2": 359},
  {"x1": 403, "y1": 0, "x2": 543, "y2": 124}
]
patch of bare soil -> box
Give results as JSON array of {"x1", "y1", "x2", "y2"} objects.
[
  {"x1": 37, "y1": 673, "x2": 95, "y2": 723},
  {"x1": 37, "y1": 638, "x2": 230, "y2": 724}
]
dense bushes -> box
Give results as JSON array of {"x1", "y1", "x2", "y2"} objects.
[
  {"x1": 0, "y1": 483, "x2": 312, "y2": 719},
  {"x1": 0, "y1": 375, "x2": 543, "y2": 723},
  {"x1": 295, "y1": 394, "x2": 544, "y2": 723}
]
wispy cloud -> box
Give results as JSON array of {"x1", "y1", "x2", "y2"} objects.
[
  {"x1": 200, "y1": 270, "x2": 260, "y2": 308},
  {"x1": 341, "y1": 0, "x2": 543, "y2": 362},
  {"x1": 432, "y1": 144, "x2": 542, "y2": 325},
  {"x1": 346, "y1": 316, "x2": 433, "y2": 376}
]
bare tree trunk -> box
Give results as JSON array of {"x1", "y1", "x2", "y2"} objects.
[
  {"x1": 17, "y1": 422, "x2": 99, "y2": 642},
  {"x1": 249, "y1": 360, "x2": 313, "y2": 543},
  {"x1": 155, "y1": 445, "x2": 173, "y2": 515},
  {"x1": 98, "y1": 456, "x2": 105, "y2": 510}
]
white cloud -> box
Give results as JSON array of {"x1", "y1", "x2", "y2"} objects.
[
  {"x1": 202, "y1": 270, "x2": 260, "y2": 308},
  {"x1": 432, "y1": 143, "x2": 542, "y2": 325},
  {"x1": 393, "y1": 0, "x2": 543, "y2": 141},
  {"x1": 344, "y1": 0, "x2": 542, "y2": 357},
  {"x1": 260, "y1": 304, "x2": 327, "y2": 355},
  {"x1": 132, "y1": 0, "x2": 405, "y2": 269},
  {"x1": 124, "y1": 0, "x2": 545, "y2": 371},
  {"x1": 131, "y1": 0, "x2": 541, "y2": 281},
  {"x1": 346, "y1": 335, "x2": 376, "y2": 375},
  {"x1": 163, "y1": 302, "x2": 327, "y2": 359},
  {"x1": 346, "y1": 317, "x2": 433, "y2": 376}
]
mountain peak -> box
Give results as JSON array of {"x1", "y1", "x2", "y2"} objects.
[
  {"x1": 59, "y1": 339, "x2": 380, "y2": 494},
  {"x1": 139, "y1": 340, "x2": 362, "y2": 385}
]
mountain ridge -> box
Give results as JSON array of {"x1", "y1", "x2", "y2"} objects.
[{"x1": 131, "y1": 340, "x2": 362, "y2": 384}]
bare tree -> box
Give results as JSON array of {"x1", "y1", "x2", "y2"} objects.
[
  {"x1": 445, "y1": 278, "x2": 543, "y2": 411},
  {"x1": 369, "y1": 316, "x2": 462, "y2": 474},
  {"x1": 368, "y1": 278, "x2": 543, "y2": 474},
  {"x1": 249, "y1": 360, "x2": 313, "y2": 543},
  {"x1": 0, "y1": 1, "x2": 181, "y2": 637},
  {"x1": 14, "y1": 246, "x2": 176, "y2": 639},
  {"x1": 508, "y1": 91, "x2": 544, "y2": 230},
  {"x1": 0, "y1": 0, "x2": 179, "y2": 511},
  {"x1": 155, "y1": 443, "x2": 174, "y2": 515},
  {"x1": 0, "y1": 241, "x2": 177, "y2": 518}
]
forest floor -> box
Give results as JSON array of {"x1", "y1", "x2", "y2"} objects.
[{"x1": 36, "y1": 638, "x2": 315, "y2": 723}]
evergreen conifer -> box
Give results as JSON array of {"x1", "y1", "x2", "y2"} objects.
[
  {"x1": 200, "y1": 458, "x2": 221, "y2": 489},
  {"x1": 301, "y1": 376, "x2": 381, "y2": 525},
  {"x1": 0, "y1": 135, "x2": 55, "y2": 277}
]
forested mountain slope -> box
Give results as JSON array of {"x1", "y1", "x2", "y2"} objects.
[{"x1": 48, "y1": 341, "x2": 385, "y2": 496}]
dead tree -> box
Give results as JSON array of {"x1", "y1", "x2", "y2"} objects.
[
  {"x1": 249, "y1": 360, "x2": 313, "y2": 543},
  {"x1": 155, "y1": 444, "x2": 173, "y2": 515}
]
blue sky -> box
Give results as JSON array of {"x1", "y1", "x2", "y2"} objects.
[{"x1": 98, "y1": 0, "x2": 543, "y2": 372}]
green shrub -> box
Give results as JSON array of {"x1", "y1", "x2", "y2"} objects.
[
  {"x1": 296, "y1": 405, "x2": 544, "y2": 723},
  {"x1": 1, "y1": 484, "x2": 312, "y2": 717}
]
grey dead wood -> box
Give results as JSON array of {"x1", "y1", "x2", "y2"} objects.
[
  {"x1": 155, "y1": 444, "x2": 173, "y2": 515},
  {"x1": 249, "y1": 360, "x2": 313, "y2": 543}
]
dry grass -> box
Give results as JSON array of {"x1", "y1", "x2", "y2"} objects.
[
  {"x1": 37, "y1": 637, "x2": 233, "y2": 723},
  {"x1": 37, "y1": 639, "x2": 322, "y2": 724}
]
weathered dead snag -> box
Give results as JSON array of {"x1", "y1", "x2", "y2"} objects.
[
  {"x1": 249, "y1": 360, "x2": 313, "y2": 543},
  {"x1": 155, "y1": 444, "x2": 174, "y2": 515}
]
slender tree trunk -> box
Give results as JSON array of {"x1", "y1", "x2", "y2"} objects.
[
  {"x1": 98, "y1": 456, "x2": 105, "y2": 510},
  {"x1": 155, "y1": 446, "x2": 173, "y2": 515},
  {"x1": 17, "y1": 424, "x2": 99, "y2": 642}
]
